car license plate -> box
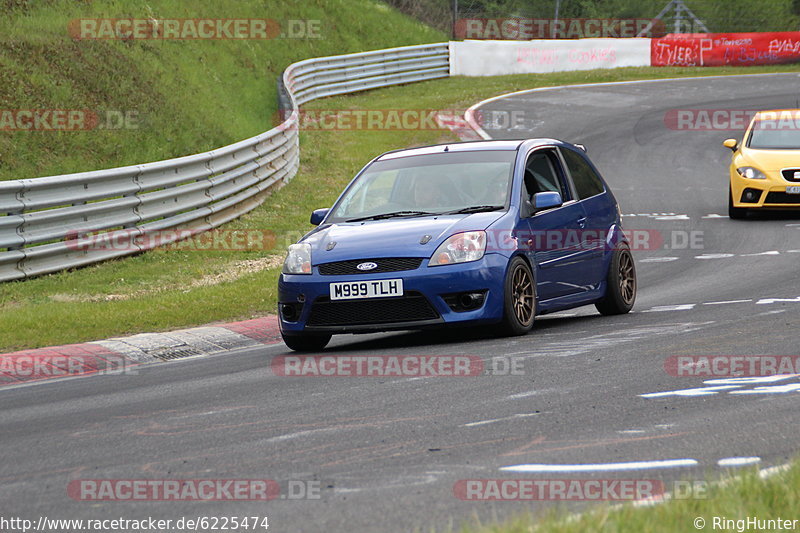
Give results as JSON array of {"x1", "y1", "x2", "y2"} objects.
[
  {"x1": 330, "y1": 279, "x2": 403, "y2": 300},
  {"x1": 787, "y1": 186, "x2": 800, "y2": 194}
]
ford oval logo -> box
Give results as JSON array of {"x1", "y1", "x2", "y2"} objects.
[{"x1": 357, "y1": 262, "x2": 378, "y2": 271}]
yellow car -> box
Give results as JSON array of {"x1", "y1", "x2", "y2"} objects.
[{"x1": 723, "y1": 109, "x2": 800, "y2": 219}]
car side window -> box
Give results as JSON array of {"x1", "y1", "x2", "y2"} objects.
[
  {"x1": 523, "y1": 150, "x2": 568, "y2": 201},
  {"x1": 561, "y1": 148, "x2": 605, "y2": 200}
]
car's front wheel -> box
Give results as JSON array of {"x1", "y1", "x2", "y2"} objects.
[
  {"x1": 728, "y1": 185, "x2": 748, "y2": 219},
  {"x1": 499, "y1": 257, "x2": 536, "y2": 336},
  {"x1": 281, "y1": 332, "x2": 332, "y2": 352},
  {"x1": 595, "y1": 244, "x2": 636, "y2": 315}
]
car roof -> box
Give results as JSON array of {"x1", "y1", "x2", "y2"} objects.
[
  {"x1": 752, "y1": 109, "x2": 800, "y2": 118},
  {"x1": 375, "y1": 139, "x2": 570, "y2": 161}
]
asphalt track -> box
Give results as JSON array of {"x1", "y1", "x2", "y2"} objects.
[{"x1": 2, "y1": 73, "x2": 800, "y2": 532}]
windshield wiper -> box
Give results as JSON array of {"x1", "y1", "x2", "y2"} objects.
[
  {"x1": 441, "y1": 205, "x2": 505, "y2": 215},
  {"x1": 345, "y1": 210, "x2": 436, "y2": 222}
]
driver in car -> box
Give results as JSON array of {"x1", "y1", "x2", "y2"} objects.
[{"x1": 413, "y1": 177, "x2": 451, "y2": 209}]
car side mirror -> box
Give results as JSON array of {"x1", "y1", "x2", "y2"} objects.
[
  {"x1": 532, "y1": 191, "x2": 563, "y2": 212},
  {"x1": 310, "y1": 208, "x2": 330, "y2": 226},
  {"x1": 723, "y1": 138, "x2": 738, "y2": 151}
]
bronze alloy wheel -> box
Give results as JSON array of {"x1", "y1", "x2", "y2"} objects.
[
  {"x1": 500, "y1": 257, "x2": 536, "y2": 335},
  {"x1": 595, "y1": 244, "x2": 636, "y2": 316},
  {"x1": 618, "y1": 249, "x2": 636, "y2": 305},
  {"x1": 512, "y1": 264, "x2": 535, "y2": 326}
]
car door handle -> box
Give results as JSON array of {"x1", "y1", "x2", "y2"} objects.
[{"x1": 577, "y1": 217, "x2": 587, "y2": 228}]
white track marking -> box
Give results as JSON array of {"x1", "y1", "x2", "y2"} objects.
[
  {"x1": 463, "y1": 413, "x2": 540, "y2": 427},
  {"x1": 505, "y1": 390, "x2": 539, "y2": 400},
  {"x1": 756, "y1": 296, "x2": 800, "y2": 304},
  {"x1": 640, "y1": 257, "x2": 679, "y2": 263},
  {"x1": 500, "y1": 459, "x2": 699, "y2": 473},
  {"x1": 703, "y1": 376, "x2": 800, "y2": 385},
  {"x1": 757, "y1": 309, "x2": 787, "y2": 316},
  {"x1": 740, "y1": 250, "x2": 780, "y2": 257},
  {"x1": 640, "y1": 385, "x2": 743, "y2": 398},
  {"x1": 759, "y1": 464, "x2": 791, "y2": 479},
  {"x1": 643, "y1": 304, "x2": 696, "y2": 312},
  {"x1": 642, "y1": 376, "x2": 800, "y2": 399},
  {"x1": 695, "y1": 253, "x2": 736, "y2": 259},
  {"x1": 718, "y1": 457, "x2": 761, "y2": 467},
  {"x1": 702, "y1": 299, "x2": 752, "y2": 305},
  {"x1": 730, "y1": 383, "x2": 800, "y2": 394},
  {"x1": 702, "y1": 214, "x2": 728, "y2": 218}
]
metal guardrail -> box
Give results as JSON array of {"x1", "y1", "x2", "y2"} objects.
[{"x1": 0, "y1": 42, "x2": 449, "y2": 282}]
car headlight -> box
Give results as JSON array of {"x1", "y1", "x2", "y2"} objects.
[
  {"x1": 736, "y1": 166, "x2": 767, "y2": 179},
  {"x1": 283, "y1": 243, "x2": 312, "y2": 274},
  {"x1": 428, "y1": 231, "x2": 487, "y2": 266}
]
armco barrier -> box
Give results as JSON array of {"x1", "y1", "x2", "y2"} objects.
[
  {"x1": 0, "y1": 43, "x2": 449, "y2": 282},
  {"x1": 449, "y1": 38, "x2": 651, "y2": 76},
  {"x1": 651, "y1": 32, "x2": 800, "y2": 67}
]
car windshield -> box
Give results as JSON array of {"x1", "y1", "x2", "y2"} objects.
[
  {"x1": 328, "y1": 150, "x2": 516, "y2": 222},
  {"x1": 748, "y1": 114, "x2": 800, "y2": 149}
]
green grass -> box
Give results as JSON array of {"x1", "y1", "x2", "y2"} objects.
[
  {"x1": 453, "y1": 460, "x2": 800, "y2": 533},
  {"x1": 0, "y1": 0, "x2": 444, "y2": 181},
  {"x1": 2, "y1": 4, "x2": 800, "y2": 352}
]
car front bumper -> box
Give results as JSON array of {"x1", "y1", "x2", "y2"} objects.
[
  {"x1": 730, "y1": 169, "x2": 800, "y2": 209},
  {"x1": 278, "y1": 253, "x2": 510, "y2": 334}
]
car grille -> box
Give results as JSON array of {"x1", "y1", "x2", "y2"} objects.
[
  {"x1": 764, "y1": 192, "x2": 800, "y2": 204},
  {"x1": 317, "y1": 257, "x2": 423, "y2": 276},
  {"x1": 306, "y1": 292, "x2": 439, "y2": 327},
  {"x1": 781, "y1": 169, "x2": 800, "y2": 182}
]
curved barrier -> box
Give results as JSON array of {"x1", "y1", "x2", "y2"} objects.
[{"x1": 0, "y1": 42, "x2": 449, "y2": 282}]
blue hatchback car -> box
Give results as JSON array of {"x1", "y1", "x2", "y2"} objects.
[{"x1": 278, "y1": 139, "x2": 636, "y2": 351}]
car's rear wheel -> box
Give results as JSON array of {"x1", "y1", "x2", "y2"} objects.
[
  {"x1": 281, "y1": 332, "x2": 332, "y2": 352},
  {"x1": 499, "y1": 257, "x2": 535, "y2": 336},
  {"x1": 728, "y1": 185, "x2": 748, "y2": 219},
  {"x1": 595, "y1": 244, "x2": 636, "y2": 315}
]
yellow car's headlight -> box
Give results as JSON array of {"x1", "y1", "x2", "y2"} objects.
[{"x1": 736, "y1": 166, "x2": 767, "y2": 180}]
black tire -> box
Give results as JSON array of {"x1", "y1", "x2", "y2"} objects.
[
  {"x1": 499, "y1": 256, "x2": 536, "y2": 336},
  {"x1": 595, "y1": 244, "x2": 636, "y2": 316},
  {"x1": 281, "y1": 332, "x2": 332, "y2": 352},
  {"x1": 728, "y1": 185, "x2": 748, "y2": 219}
]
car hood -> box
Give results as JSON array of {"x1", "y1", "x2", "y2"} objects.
[
  {"x1": 739, "y1": 147, "x2": 800, "y2": 171},
  {"x1": 304, "y1": 212, "x2": 505, "y2": 264}
]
